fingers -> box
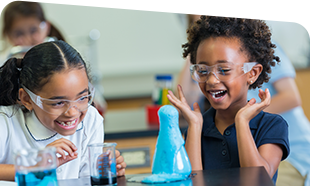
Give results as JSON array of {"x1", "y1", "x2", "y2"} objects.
[
  {"x1": 177, "y1": 85, "x2": 187, "y2": 103},
  {"x1": 46, "y1": 138, "x2": 78, "y2": 166},
  {"x1": 115, "y1": 150, "x2": 126, "y2": 176},
  {"x1": 264, "y1": 88, "x2": 271, "y2": 104},
  {"x1": 167, "y1": 91, "x2": 190, "y2": 111},
  {"x1": 115, "y1": 151, "x2": 126, "y2": 169},
  {"x1": 115, "y1": 153, "x2": 124, "y2": 165},
  {"x1": 248, "y1": 98, "x2": 256, "y2": 106},
  {"x1": 258, "y1": 88, "x2": 271, "y2": 106},
  {"x1": 117, "y1": 166, "x2": 126, "y2": 177},
  {"x1": 116, "y1": 161, "x2": 126, "y2": 177},
  {"x1": 115, "y1": 149, "x2": 120, "y2": 158},
  {"x1": 192, "y1": 102, "x2": 201, "y2": 113},
  {"x1": 167, "y1": 85, "x2": 187, "y2": 105},
  {"x1": 58, "y1": 154, "x2": 78, "y2": 166},
  {"x1": 167, "y1": 90, "x2": 180, "y2": 106}
]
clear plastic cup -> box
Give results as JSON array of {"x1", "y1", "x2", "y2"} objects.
[
  {"x1": 14, "y1": 147, "x2": 58, "y2": 186},
  {"x1": 88, "y1": 143, "x2": 117, "y2": 185}
]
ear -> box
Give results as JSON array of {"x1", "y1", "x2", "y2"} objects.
[
  {"x1": 19, "y1": 88, "x2": 33, "y2": 111},
  {"x1": 248, "y1": 64, "x2": 263, "y2": 85}
]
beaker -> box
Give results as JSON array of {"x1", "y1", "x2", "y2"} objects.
[{"x1": 88, "y1": 143, "x2": 117, "y2": 185}]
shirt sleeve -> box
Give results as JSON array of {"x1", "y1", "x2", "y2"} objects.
[
  {"x1": 79, "y1": 106, "x2": 104, "y2": 178},
  {"x1": 255, "y1": 113, "x2": 290, "y2": 160},
  {"x1": 0, "y1": 111, "x2": 10, "y2": 163}
]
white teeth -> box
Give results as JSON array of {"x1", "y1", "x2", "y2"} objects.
[
  {"x1": 210, "y1": 90, "x2": 226, "y2": 99},
  {"x1": 57, "y1": 119, "x2": 76, "y2": 126}
]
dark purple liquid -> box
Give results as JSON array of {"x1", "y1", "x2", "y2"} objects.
[{"x1": 91, "y1": 176, "x2": 117, "y2": 185}]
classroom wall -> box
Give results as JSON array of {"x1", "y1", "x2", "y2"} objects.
[
  {"x1": 0, "y1": 2, "x2": 309, "y2": 99},
  {"x1": 40, "y1": 3, "x2": 187, "y2": 99}
]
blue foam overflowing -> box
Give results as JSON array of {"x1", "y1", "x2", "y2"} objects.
[{"x1": 142, "y1": 105, "x2": 192, "y2": 183}]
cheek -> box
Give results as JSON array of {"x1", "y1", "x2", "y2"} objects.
[
  {"x1": 42, "y1": 114, "x2": 58, "y2": 124},
  {"x1": 198, "y1": 83, "x2": 205, "y2": 91},
  {"x1": 8, "y1": 36, "x2": 19, "y2": 46},
  {"x1": 33, "y1": 34, "x2": 45, "y2": 45},
  {"x1": 35, "y1": 111, "x2": 57, "y2": 129},
  {"x1": 79, "y1": 110, "x2": 88, "y2": 121}
]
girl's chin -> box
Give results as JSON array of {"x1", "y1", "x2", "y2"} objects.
[{"x1": 57, "y1": 130, "x2": 77, "y2": 136}]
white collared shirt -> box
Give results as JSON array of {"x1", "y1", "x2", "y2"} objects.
[{"x1": 0, "y1": 105, "x2": 104, "y2": 179}]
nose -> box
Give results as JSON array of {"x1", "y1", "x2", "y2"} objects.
[
  {"x1": 206, "y1": 72, "x2": 221, "y2": 84},
  {"x1": 20, "y1": 33, "x2": 33, "y2": 46},
  {"x1": 64, "y1": 105, "x2": 80, "y2": 115}
]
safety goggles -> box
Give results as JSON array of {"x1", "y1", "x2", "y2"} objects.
[
  {"x1": 22, "y1": 82, "x2": 95, "y2": 115},
  {"x1": 10, "y1": 21, "x2": 47, "y2": 42},
  {"x1": 190, "y1": 62, "x2": 257, "y2": 83}
]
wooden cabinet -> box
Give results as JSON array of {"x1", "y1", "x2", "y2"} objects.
[
  {"x1": 105, "y1": 136, "x2": 157, "y2": 174},
  {"x1": 295, "y1": 68, "x2": 310, "y2": 120}
]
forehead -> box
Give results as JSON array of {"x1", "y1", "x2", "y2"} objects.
[
  {"x1": 37, "y1": 68, "x2": 89, "y2": 98},
  {"x1": 196, "y1": 37, "x2": 248, "y2": 65}
]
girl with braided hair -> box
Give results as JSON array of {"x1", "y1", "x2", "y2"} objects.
[{"x1": 0, "y1": 40, "x2": 126, "y2": 181}]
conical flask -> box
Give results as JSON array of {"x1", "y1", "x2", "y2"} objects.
[{"x1": 152, "y1": 105, "x2": 191, "y2": 176}]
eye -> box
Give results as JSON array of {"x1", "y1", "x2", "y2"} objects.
[
  {"x1": 217, "y1": 67, "x2": 231, "y2": 75},
  {"x1": 30, "y1": 27, "x2": 38, "y2": 35},
  {"x1": 77, "y1": 95, "x2": 90, "y2": 103},
  {"x1": 49, "y1": 101, "x2": 66, "y2": 107},
  {"x1": 197, "y1": 66, "x2": 209, "y2": 76},
  {"x1": 13, "y1": 30, "x2": 24, "y2": 38}
]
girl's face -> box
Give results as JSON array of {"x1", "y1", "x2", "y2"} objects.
[
  {"x1": 196, "y1": 37, "x2": 250, "y2": 111},
  {"x1": 8, "y1": 16, "x2": 49, "y2": 46},
  {"x1": 29, "y1": 68, "x2": 90, "y2": 136}
]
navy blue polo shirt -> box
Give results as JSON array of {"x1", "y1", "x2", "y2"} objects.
[{"x1": 184, "y1": 107, "x2": 290, "y2": 184}]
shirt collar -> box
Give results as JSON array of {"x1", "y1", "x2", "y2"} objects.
[
  {"x1": 202, "y1": 107, "x2": 262, "y2": 137},
  {"x1": 25, "y1": 111, "x2": 83, "y2": 141}
]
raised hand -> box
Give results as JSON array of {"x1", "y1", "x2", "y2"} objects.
[
  {"x1": 167, "y1": 85, "x2": 203, "y2": 129},
  {"x1": 46, "y1": 138, "x2": 78, "y2": 167},
  {"x1": 235, "y1": 88, "x2": 271, "y2": 124}
]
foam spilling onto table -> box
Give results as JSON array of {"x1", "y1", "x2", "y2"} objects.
[{"x1": 128, "y1": 105, "x2": 192, "y2": 184}]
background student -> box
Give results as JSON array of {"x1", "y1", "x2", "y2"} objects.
[
  {"x1": 0, "y1": 1, "x2": 108, "y2": 117},
  {"x1": 0, "y1": 1, "x2": 65, "y2": 62},
  {"x1": 167, "y1": 16, "x2": 289, "y2": 184},
  {"x1": 248, "y1": 43, "x2": 310, "y2": 186},
  {"x1": 0, "y1": 40, "x2": 126, "y2": 181}
]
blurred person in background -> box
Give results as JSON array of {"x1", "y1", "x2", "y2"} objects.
[
  {"x1": 248, "y1": 43, "x2": 310, "y2": 186},
  {"x1": 0, "y1": 1, "x2": 108, "y2": 117},
  {"x1": 0, "y1": 1, "x2": 65, "y2": 62}
]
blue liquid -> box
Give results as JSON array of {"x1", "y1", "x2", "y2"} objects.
[
  {"x1": 15, "y1": 169, "x2": 58, "y2": 186},
  {"x1": 91, "y1": 176, "x2": 117, "y2": 185}
]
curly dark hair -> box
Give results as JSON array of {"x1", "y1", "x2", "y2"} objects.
[{"x1": 182, "y1": 15, "x2": 280, "y2": 89}]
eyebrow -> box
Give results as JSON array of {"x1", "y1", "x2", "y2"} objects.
[
  {"x1": 47, "y1": 88, "x2": 89, "y2": 100},
  {"x1": 198, "y1": 60, "x2": 232, "y2": 65}
]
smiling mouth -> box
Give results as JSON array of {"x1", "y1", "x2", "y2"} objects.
[
  {"x1": 56, "y1": 118, "x2": 78, "y2": 128},
  {"x1": 209, "y1": 90, "x2": 227, "y2": 99}
]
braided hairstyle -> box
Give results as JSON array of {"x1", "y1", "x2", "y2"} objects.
[
  {"x1": 182, "y1": 15, "x2": 280, "y2": 89},
  {"x1": 0, "y1": 40, "x2": 90, "y2": 107}
]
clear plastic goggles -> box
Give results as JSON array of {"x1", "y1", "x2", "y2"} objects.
[
  {"x1": 190, "y1": 62, "x2": 257, "y2": 83},
  {"x1": 22, "y1": 82, "x2": 95, "y2": 115},
  {"x1": 10, "y1": 21, "x2": 47, "y2": 42}
]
